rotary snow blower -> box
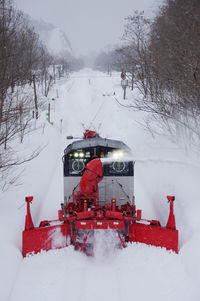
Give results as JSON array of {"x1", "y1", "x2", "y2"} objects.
[{"x1": 22, "y1": 130, "x2": 178, "y2": 256}]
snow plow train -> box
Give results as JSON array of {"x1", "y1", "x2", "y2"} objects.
[{"x1": 22, "y1": 130, "x2": 178, "y2": 256}]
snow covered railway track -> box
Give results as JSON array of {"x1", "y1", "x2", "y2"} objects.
[
  {"x1": 8, "y1": 247, "x2": 122, "y2": 301},
  {"x1": 8, "y1": 248, "x2": 87, "y2": 301},
  {"x1": 67, "y1": 80, "x2": 75, "y2": 92},
  {"x1": 79, "y1": 263, "x2": 122, "y2": 301}
]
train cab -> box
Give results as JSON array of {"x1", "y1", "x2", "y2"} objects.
[{"x1": 63, "y1": 136, "x2": 135, "y2": 207}]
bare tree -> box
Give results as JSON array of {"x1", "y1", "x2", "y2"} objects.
[
  {"x1": 111, "y1": 4, "x2": 200, "y2": 143},
  {"x1": 0, "y1": 0, "x2": 54, "y2": 189}
]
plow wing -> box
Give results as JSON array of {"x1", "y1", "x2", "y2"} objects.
[
  {"x1": 22, "y1": 197, "x2": 71, "y2": 257},
  {"x1": 22, "y1": 195, "x2": 178, "y2": 256},
  {"x1": 22, "y1": 224, "x2": 70, "y2": 257},
  {"x1": 129, "y1": 222, "x2": 178, "y2": 253},
  {"x1": 129, "y1": 195, "x2": 178, "y2": 253}
]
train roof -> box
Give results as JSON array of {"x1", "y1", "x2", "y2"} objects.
[{"x1": 64, "y1": 137, "x2": 131, "y2": 155}]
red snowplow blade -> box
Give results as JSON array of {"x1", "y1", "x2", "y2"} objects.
[
  {"x1": 22, "y1": 196, "x2": 71, "y2": 257},
  {"x1": 22, "y1": 224, "x2": 70, "y2": 257},
  {"x1": 129, "y1": 222, "x2": 178, "y2": 253},
  {"x1": 22, "y1": 194, "x2": 178, "y2": 256}
]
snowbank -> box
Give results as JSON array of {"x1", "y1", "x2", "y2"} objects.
[{"x1": 1, "y1": 70, "x2": 200, "y2": 301}]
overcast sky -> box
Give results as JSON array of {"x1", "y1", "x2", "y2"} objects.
[{"x1": 15, "y1": 0, "x2": 163, "y2": 56}]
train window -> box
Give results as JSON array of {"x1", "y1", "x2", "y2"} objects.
[
  {"x1": 103, "y1": 161, "x2": 133, "y2": 176},
  {"x1": 112, "y1": 161, "x2": 126, "y2": 173},
  {"x1": 72, "y1": 160, "x2": 85, "y2": 173},
  {"x1": 64, "y1": 145, "x2": 134, "y2": 177},
  {"x1": 65, "y1": 158, "x2": 86, "y2": 175}
]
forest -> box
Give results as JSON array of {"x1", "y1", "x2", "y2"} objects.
[
  {"x1": 0, "y1": 0, "x2": 82, "y2": 188},
  {"x1": 95, "y1": 0, "x2": 200, "y2": 143},
  {"x1": 1, "y1": 0, "x2": 200, "y2": 189}
]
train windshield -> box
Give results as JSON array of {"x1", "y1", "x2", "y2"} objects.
[{"x1": 64, "y1": 146, "x2": 133, "y2": 177}]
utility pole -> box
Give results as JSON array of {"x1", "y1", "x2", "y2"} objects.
[
  {"x1": 32, "y1": 74, "x2": 38, "y2": 119},
  {"x1": 121, "y1": 80, "x2": 128, "y2": 100},
  {"x1": 58, "y1": 66, "x2": 61, "y2": 79},
  {"x1": 53, "y1": 64, "x2": 56, "y2": 83},
  {"x1": 107, "y1": 64, "x2": 110, "y2": 75},
  {"x1": 131, "y1": 66, "x2": 135, "y2": 90},
  {"x1": 48, "y1": 103, "x2": 50, "y2": 123}
]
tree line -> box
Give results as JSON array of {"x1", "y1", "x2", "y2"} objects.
[
  {"x1": 94, "y1": 0, "x2": 200, "y2": 143},
  {"x1": 0, "y1": 0, "x2": 83, "y2": 189}
]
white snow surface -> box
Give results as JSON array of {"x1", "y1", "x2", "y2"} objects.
[
  {"x1": 31, "y1": 18, "x2": 72, "y2": 55},
  {"x1": 0, "y1": 69, "x2": 200, "y2": 301}
]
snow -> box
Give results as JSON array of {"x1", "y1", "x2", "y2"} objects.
[
  {"x1": 45, "y1": 27, "x2": 72, "y2": 55},
  {"x1": 31, "y1": 18, "x2": 72, "y2": 55},
  {"x1": 1, "y1": 69, "x2": 200, "y2": 301}
]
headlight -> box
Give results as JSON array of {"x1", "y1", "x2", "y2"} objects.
[
  {"x1": 74, "y1": 152, "x2": 79, "y2": 158},
  {"x1": 112, "y1": 150, "x2": 125, "y2": 159},
  {"x1": 79, "y1": 152, "x2": 84, "y2": 158}
]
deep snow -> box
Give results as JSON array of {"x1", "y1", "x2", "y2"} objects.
[{"x1": 0, "y1": 69, "x2": 200, "y2": 301}]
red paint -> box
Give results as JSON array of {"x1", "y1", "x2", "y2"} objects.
[
  {"x1": 22, "y1": 223, "x2": 71, "y2": 257},
  {"x1": 24, "y1": 196, "x2": 34, "y2": 230},
  {"x1": 129, "y1": 222, "x2": 178, "y2": 253},
  {"x1": 166, "y1": 196, "x2": 176, "y2": 229},
  {"x1": 79, "y1": 158, "x2": 103, "y2": 195},
  {"x1": 22, "y1": 156, "x2": 179, "y2": 256},
  {"x1": 76, "y1": 158, "x2": 103, "y2": 206},
  {"x1": 83, "y1": 129, "x2": 97, "y2": 139}
]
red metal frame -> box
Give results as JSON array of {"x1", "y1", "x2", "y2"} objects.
[
  {"x1": 22, "y1": 158, "x2": 179, "y2": 257},
  {"x1": 22, "y1": 193, "x2": 178, "y2": 256}
]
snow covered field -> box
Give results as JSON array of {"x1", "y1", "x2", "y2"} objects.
[{"x1": 0, "y1": 69, "x2": 200, "y2": 301}]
